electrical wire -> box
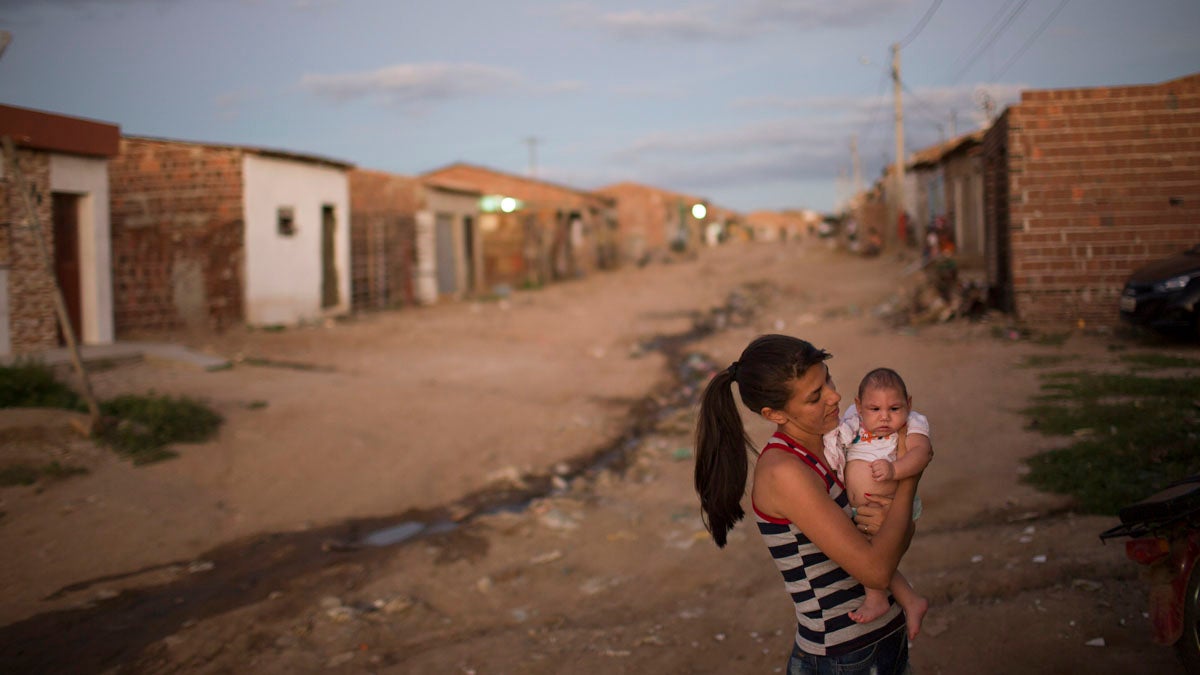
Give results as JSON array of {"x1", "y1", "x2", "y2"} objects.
[
  {"x1": 899, "y1": 79, "x2": 947, "y2": 130},
  {"x1": 950, "y1": 0, "x2": 1033, "y2": 83},
  {"x1": 993, "y1": 0, "x2": 1071, "y2": 80},
  {"x1": 858, "y1": 60, "x2": 894, "y2": 145},
  {"x1": 898, "y1": 0, "x2": 943, "y2": 48}
]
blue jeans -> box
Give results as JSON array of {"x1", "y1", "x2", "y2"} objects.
[{"x1": 787, "y1": 624, "x2": 910, "y2": 675}]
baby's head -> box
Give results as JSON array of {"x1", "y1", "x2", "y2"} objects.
[{"x1": 854, "y1": 367, "x2": 912, "y2": 437}]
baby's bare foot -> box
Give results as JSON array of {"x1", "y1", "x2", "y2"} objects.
[
  {"x1": 903, "y1": 596, "x2": 930, "y2": 640},
  {"x1": 848, "y1": 590, "x2": 891, "y2": 624}
]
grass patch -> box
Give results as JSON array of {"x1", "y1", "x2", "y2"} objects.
[
  {"x1": 0, "y1": 461, "x2": 88, "y2": 487},
  {"x1": 1032, "y1": 331, "x2": 1071, "y2": 347},
  {"x1": 1118, "y1": 352, "x2": 1200, "y2": 370},
  {"x1": 1018, "y1": 354, "x2": 1075, "y2": 369},
  {"x1": 0, "y1": 361, "x2": 84, "y2": 410},
  {"x1": 0, "y1": 364, "x2": 225, "y2": 466},
  {"x1": 1020, "y1": 368, "x2": 1200, "y2": 514},
  {"x1": 95, "y1": 394, "x2": 223, "y2": 465}
]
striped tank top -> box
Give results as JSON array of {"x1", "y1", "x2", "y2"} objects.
[{"x1": 753, "y1": 431, "x2": 904, "y2": 656}]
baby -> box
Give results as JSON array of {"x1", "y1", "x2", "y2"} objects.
[{"x1": 824, "y1": 367, "x2": 932, "y2": 640}]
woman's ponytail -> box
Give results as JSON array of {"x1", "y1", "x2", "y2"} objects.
[{"x1": 694, "y1": 366, "x2": 751, "y2": 548}]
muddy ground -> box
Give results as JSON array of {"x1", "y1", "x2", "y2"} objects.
[{"x1": 0, "y1": 240, "x2": 1194, "y2": 674}]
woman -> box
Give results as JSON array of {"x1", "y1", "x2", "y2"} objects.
[{"x1": 694, "y1": 334, "x2": 923, "y2": 674}]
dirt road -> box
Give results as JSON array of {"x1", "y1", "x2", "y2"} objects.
[{"x1": 0, "y1": 240, "x2": 1188, "y2": 673}]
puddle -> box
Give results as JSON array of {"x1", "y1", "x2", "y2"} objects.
[{"x1": 0, "y1": 284, "x2": 770, "y2": 674}]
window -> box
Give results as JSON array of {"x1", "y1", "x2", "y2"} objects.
[{"x1": 277, "y1": 206, "x2": 296, "y2": 236}]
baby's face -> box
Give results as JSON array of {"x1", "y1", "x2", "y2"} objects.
[{"x1": 855, "y1": 386, "x2": 911, "y2": 437}]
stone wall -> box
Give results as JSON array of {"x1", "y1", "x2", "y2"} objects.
[{"x1": 1, "y1": 148, "x2": 58, "y2": 352}]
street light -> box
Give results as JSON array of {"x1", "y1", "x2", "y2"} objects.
[{"x1": 691, "y1": 203, "x2": 707, "y2": 220}]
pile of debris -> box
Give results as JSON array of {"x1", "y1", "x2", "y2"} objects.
[{"x1": 877, "y1": 256, "x2": 989, "y2": 327}]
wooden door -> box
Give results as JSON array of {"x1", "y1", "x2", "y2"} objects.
[
  {"x1": 321, "y1": 204, "x2": 339, "y2": 309},
  {"x1": 52, "y1": 192, "x2": 82, "y2": 345}
]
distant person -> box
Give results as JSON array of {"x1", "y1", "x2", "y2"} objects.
[
  {"x1": 694, "y1": 334, "x2": 927, "y2": 674},
  {"x1": 862, "y1": 226, "x2": 883, "y2": 257},
  {"x1": 823, "y1": 367, "x2": 932, "y2": 639}
]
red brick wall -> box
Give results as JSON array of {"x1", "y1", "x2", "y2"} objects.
[
  {"x1": 1005, "y1": 74, "x2": 1200, "y2": 327},
  {"x1": 596, "y1": 182, "x2": 698, "y2": 261},
  {"x1": 349, "y1": 169, "x2": 419, "y2": 310},
  {"x1": 108, "y1": 138, "x2": 245, "y2": 334},
  {"x1": 1, "y1": 148, "x2": 60, "y2": 352},
  {"x1": 424, "y1": 164, "x2": 614, "y2": 278}
]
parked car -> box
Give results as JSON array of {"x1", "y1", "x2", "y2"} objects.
[{"x1": 1119, "y1": 244, "x2": 1200, "y2": 339}]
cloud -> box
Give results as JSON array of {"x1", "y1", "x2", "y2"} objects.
[
  {"x1": 561, "y1": 0, "x2": 910, "y2": 42},
  {"x1": 732, "y1": 82, "x2": 1025, "y2": 131},
  {"x1": 301, "y1": 63, "x2": 526, "y2": 106},
  {"x1": 738, "y1": 0, "x2": 914, "y2": 30},
  {"x1": 595, "y1": 9, "x2": 750, "y2": 41}
]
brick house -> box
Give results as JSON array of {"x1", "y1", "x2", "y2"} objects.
[
  {"x1": 0, "y1": 104, "x2": 120, "y2": 356},
  {"x1": 908, "y1": 130, "x2": 987, "y2": 256},
  {"x1": 982, "y1": 72, "x2": 1200, "y2": 326},
  {"x1": 423, "y1": 163, "x2": 617, "y2": 289},
  {"x1": 594, "y1": 181, "x2": 709, "y2": 263},
  {"x1": 349, "y1": 169, "x2": 481, "y2": 308},
  {"x1": 108, "y1": 137, "x2": 353, "y2": 333}
]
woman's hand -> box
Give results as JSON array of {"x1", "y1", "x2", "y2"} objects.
[{"x1": 853, "y1": 493, "x2": 893, "y2": 536}]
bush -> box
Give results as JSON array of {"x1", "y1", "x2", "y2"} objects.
[
  {"x1": 95, "y1": 394, "x2": 223, "y2": 464},
  {"x1": 0, "y1": 361, "x2": 84, "y2": 410}
]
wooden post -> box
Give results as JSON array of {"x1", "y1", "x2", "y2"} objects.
[{"x1": 2, "y1": 135, "x2": 102, "y2": 431}]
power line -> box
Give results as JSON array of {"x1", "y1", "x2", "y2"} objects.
[
  {"x1": 899, "y1": 79, "x2": 946, "y2": 130},
  {"x1": 898, "y1": 0, "x2": 943, "y2": 48},
  {"x1": 950, "y1": 0, "x2": 1032, "y2": 83},
  {"x1": 993, "y1": 0, "x2": 1071, "y2": 80},
  {"x1": 857, "y1": 60, "x2": 894, "y2": 145}
]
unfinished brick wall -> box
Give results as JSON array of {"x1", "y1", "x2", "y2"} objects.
[
  {"x1": 108, "y1": 138, "x2": 245, "y2": 334},
  {"x1": 1, "y1": 148, "x2": 59, "y2": 352},
  {"x1": 1004, "y1": 74, "x2": 1200, "y2": 327},
  {"x1": 426, "y1": 163, "x2": 615, "y2": 277},
  {"x1": 349, "y1": 169, "x2": 418, "y2": 310},
  {"x1": 596, "y1": 182, "x2": 701, "y2": 262}
]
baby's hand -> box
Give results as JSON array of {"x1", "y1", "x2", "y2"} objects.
[{"x1": 870, "y1": 459, "x2": 895, "y2": 481}]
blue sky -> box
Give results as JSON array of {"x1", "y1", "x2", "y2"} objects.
[{"x1": 2, "y1": 0, "x2": 1197, "y2": 214}]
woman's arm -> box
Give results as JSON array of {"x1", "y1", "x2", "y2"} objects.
[{"x1": 755, "y1": 454, "x2": 917, "y2": 589}]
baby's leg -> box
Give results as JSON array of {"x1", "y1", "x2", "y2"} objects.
[
  {"x1": 844, "y1": 459, "x2": 904, "y2": 625},
  {"x1": 849, "y1": 586, "x2": 892, "y2": 624},
  {"x1": 890, "y1": 571, "x2": 929, "y2": 640},
  {"x1": 843, "y1": 459, "x2": 897, "y2": 509}
]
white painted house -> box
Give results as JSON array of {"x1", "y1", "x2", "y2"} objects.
[
  {"x1": 109, "y1": 138, "x2": 353, "y2": 333},
  {"x1": 0, "y1": 104, "x2": 120, "y2": 356}
]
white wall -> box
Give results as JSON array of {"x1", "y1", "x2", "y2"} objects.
[
  {"x1": 423, "y1": 187, "x2": 481, "y2": 300},
  {"x1": 49, "y1": 153, "x2": 114, "y2": 346},
  {"x1": 242, "y1": 154, "x2": 351, "y2": 325}
]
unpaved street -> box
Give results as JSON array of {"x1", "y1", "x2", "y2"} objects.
[{"x1": 0, "y1": 240, "x2": 1190, "y2": 674}]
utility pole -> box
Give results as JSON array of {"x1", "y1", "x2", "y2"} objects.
[
  {"x1": 850, "y1": 135, "x2": 863, "y2": 198},
  {"x1": 891, "y1": 42, "x2": 906, "y2": 246},
  {"x1": 525, "y1": 136, "x2": 539, "y2": 178}
]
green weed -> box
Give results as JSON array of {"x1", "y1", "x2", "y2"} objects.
[
  {"x1": 1020, "y1": 369, "x2": 1200, "y2": 514},
  {"x1": 0, "y1": 461, "x2": 88, "y2": 487},
  {"x1": 0, "y1": 361, "x2": 84, "y2": 410},
  {"x1": 1118, "y1": 353, "x2": 1200, "y2": 370},
  {"x1": 95, "y1": 394, "x2": 223, "y2": 465}
]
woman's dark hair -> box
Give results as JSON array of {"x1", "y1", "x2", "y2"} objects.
[{"x1": 694, "y1": 334, "x2": 831, "y2": 547}]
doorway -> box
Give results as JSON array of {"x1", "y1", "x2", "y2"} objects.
[
  {"x1": 52, "y1": 192, "x2": 82, "y2": 345},
  {"x1": 321, "y1": 204, "x2": 339, "y2": 309}
]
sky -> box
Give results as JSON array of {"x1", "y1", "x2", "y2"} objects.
[{"x1": 1, "y1": 0, "x2": 1198, "y2": 215}]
